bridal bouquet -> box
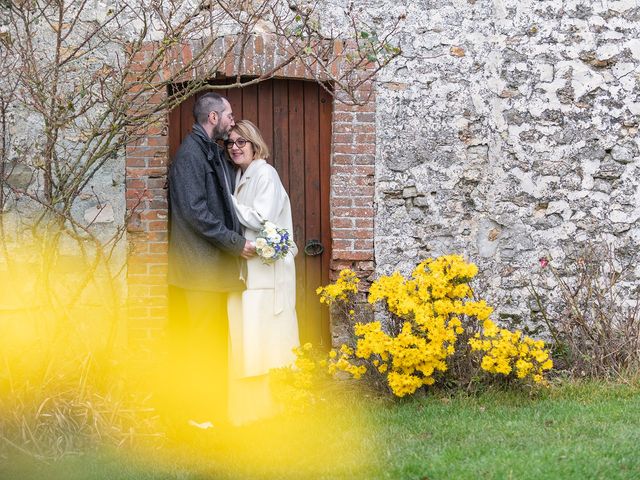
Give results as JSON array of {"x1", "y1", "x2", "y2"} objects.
[{"x1": 254, "y1": 220, "x2": 293, "y2": 265}]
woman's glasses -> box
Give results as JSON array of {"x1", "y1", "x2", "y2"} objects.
[{"x1": 225, "y1": 138, "x2": 250, "y2": 149}]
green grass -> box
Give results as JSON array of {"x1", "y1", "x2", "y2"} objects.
[{"x1": 2, "y1": 380, "x2": 640, "y2": 480}]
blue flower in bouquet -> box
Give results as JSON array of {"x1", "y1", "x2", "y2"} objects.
[{"x1": 255, "y1": 221, "x2": 292, "y2": 264}]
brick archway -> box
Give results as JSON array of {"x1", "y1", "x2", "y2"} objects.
[{"x1": 125, "y1": 35, "x2": 376, "y2": 343}]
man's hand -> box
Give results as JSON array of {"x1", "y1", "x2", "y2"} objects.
[{"x1": 241, "y1": 240, "x2": 256, "y2": 259}]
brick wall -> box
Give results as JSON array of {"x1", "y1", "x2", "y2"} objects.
[
  {"x1": 330, "y1": 87, "x2": 376, "y2": 280},
  {"x1": 125, "y1": 35, "x2": 376, "y2": 339}
]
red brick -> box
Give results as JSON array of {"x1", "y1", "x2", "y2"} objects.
[
  {"x1": 143, "y1": 123, "x2": 166, "y2": 136},
  {"x1": 332, "y1": 217, "x2": 354, "y2": 228},
  {"x1": 294, "y1": 60, "x2": 307, "y2": 78},
  {"x1": 332, "y1": 186, "x2": 374, "y2": 197},
  {"x1": 146, "y1": 220, "x2": 168, "y2": 231},
  {"x1": 149, "y1": 198, "x2": 168, "y2": 209},
  {"x1": 332, "y1": 154, "x2": 355, "y2": 165},
  {"x1": 354, "y1": 123, "x2": 376, "y2": 134},
  {"x1": 147, "y1": 136, "x2": 168, "y2": 147},
  {"x1": 149, "y1": 264, "x2": 168, "y2": 275},
  {"x1": 146, "y1": 178, "x2": 167, "y2": 189},
  {"x1": 129, "y1": 295, "x2": 167, "y2": 307},
  {"x1": 331, "y1": 197, "x2": 353, "y2": 208},
  {"x1": 331, "y1": 260, "x2": 358, "y2": 272},
  {"x1": 355, "y1": 133, "x2": 376, "y2": 143},
  {"x1": 225, "y1": 54, "x2": 235, "y2": 77},
  {"x1": 334, "y1": 112, "x2": 355, "y2": 122},
  {"x1": 333, "y1": 133, "x2": 354, "y2": 144},
  {"x1": 126, "y1": 189, "x2": 150, "y2": 200},
  {"x1": 126, "y1": 146, "x2": 167, "y2": 159},
  {"x1": 126, "y1": 179, "x2": 146, "y2": 189},
  {"x1": 337, "y1": 103, "x2": 376, "y2": 113},
  {"x1": 128, "y1": 263, "x2": 148, "y2": 275},
  {"x1": 338, "y1": 228, "x2": 373, "y2": 240},
  {"x1": 126, "y1": 157, "x2": 146, "y2": 167},
  {"x1": 333, "y1": 206, "x2": 375, "y2": 218},
  {"x1": 332, "y1": 239, "x2": 354, "y2": 250},
  {"x1": 147, "y1": 91, "x2": 165, "y2": 105},
  {"x1": 334, "y1": 143, "x2": 375, "y2": 155},
  {"x1": 129, "y1": 253, "x2": 164, "y2": 264},
  {"x1": 334, "y1": 122, "x2": 360, "y2": 133},
  {"x1": 333, "y1": 250, "x2": 373, "y2": 261},
  {"x1": 181, "y1": 43, "x2": 193, "y2": 64},
  {"x1": 352, "y1": 197, "x2": 374, "y2": 207},
  {"x1": 126, "y1": 167, "x2": 167, "y2": 177},
  {"x1": 353, "y1": 154, "x2": 376, "y2": 165},
  {"x1": 128, "y1": 274, "x2": 166, "y2": 285},
  {"x1": 332, "y1": 165, "x2": 374, "y2": 176},
  {"x1": 355, "y1": 218, "x2": 374, "y2": 228},
  {"x1": 332, "y1": 174, "x2": 373, "y2": 187},
  {"x1": 149, "y1": 242, "x2": 168, "y2": 254},
  {"x1": 354, "y1": 239, "x2": 374, "y2": 249},
  {"x1": 127, "y1": 215, "x2": 144, "y2": 233},
  {"x1": 147, "y1": 156, "x2": 169, "y2": 167},
  {"x1": 356, "y1": 113, "x2": 375, "y2": 123},
  {"x1": 146, "y1": 232, "x2": 168, "y2": 242}
]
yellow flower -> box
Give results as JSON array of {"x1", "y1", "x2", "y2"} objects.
[{"x1": 316, "y1": 269, "x2": 359, "y2": 305}]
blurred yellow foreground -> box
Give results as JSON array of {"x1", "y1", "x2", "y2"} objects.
[{"x1": 0, "y1": 245, "x2": 371, "y2": 476}]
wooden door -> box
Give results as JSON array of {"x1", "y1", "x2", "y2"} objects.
[{"x1": 168, "y1": 79, "x2": 333, "y2": 348}]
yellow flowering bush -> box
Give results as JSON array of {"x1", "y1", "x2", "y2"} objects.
[
  {"x1": 270, "y1": 342, "x2": 332, "y2": 412},
  {"x1": 469, "y1": 319, "x2": 553, "y2": 384},
  {"x1": 274, "y1": 255, "x2": 554, "y2": 402},
  {"x1": 324, "y1": 255, "x2": 553, "y2": 397}
]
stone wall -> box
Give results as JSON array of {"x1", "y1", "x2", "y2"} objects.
[{"x1": 371, "y1": 0, "x2": 640, "y2": 325}]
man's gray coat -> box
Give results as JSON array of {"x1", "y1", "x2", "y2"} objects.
[{"x1": 168, "y1": 124, "x2": 246, "y2": 292}]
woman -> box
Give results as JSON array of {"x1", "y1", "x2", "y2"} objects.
[{"x1": 225, "y1": 120, "x2": 300, "y2": 425}]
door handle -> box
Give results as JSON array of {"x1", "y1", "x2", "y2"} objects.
[{"x1": 304, "y1": 239, "x2": 324, "y2": 256}]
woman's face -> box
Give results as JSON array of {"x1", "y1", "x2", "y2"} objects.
[{"x1": 226, "y1": 130, "x2": 255, "y2": 172}]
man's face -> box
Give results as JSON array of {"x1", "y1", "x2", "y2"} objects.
[{"x1": 212, "y1": 100, "x2": 235, "y2": 140}]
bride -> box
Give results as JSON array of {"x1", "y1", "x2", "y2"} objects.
[{"x1": 225, "y1": 120, "x2": 300, "y2": 425}]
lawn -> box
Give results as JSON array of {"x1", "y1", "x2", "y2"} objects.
[{"x1": 2, "y1": 380, "x2": 639, "y2": 480}]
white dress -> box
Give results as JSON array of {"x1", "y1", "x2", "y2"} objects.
[{"x1": 227, "y1": 159, "x2": 300, "y2": 425}]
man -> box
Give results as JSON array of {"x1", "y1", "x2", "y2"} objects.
[{"x1": 167, "y1": 92, "x2": 255, "y2": 427}]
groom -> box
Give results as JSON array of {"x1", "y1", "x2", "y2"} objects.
[{"x1": 167, "y1": 92, "x2": 255, "y2": 427}]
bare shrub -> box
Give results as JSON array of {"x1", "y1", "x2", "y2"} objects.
[{"x1": 530, "y1": 243, "x2": 640, "y2": 378}]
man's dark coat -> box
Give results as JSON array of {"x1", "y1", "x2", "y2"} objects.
[{"x1": 168, "y1": 124, "x2": 245, "y2": 292}]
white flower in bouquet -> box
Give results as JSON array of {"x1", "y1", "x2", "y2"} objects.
[
  {"x1": 268, "y1": 233, "x2": 281, "y2": 244},
  {"x1": 255, "y1": 237, "x2": 267, "y2": 249},
  {"x1": 261, "y1": 245, "x2": 276, "y2": 259},
  {"x1": 263, "y1": 221, "x2": 277, "y2": 236}
]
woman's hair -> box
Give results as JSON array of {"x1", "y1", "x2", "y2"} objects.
[{"x1": 229, "y1": 120, "x2": 270, "y2": 160}]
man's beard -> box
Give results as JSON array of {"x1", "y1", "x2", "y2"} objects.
[{"x1": 212, "y1": 122, "x2": 228, "y2": 141}]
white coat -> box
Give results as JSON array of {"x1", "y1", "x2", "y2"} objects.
[{"x1": 227, "y1": 159, "x2": 300, "y2": 378}]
